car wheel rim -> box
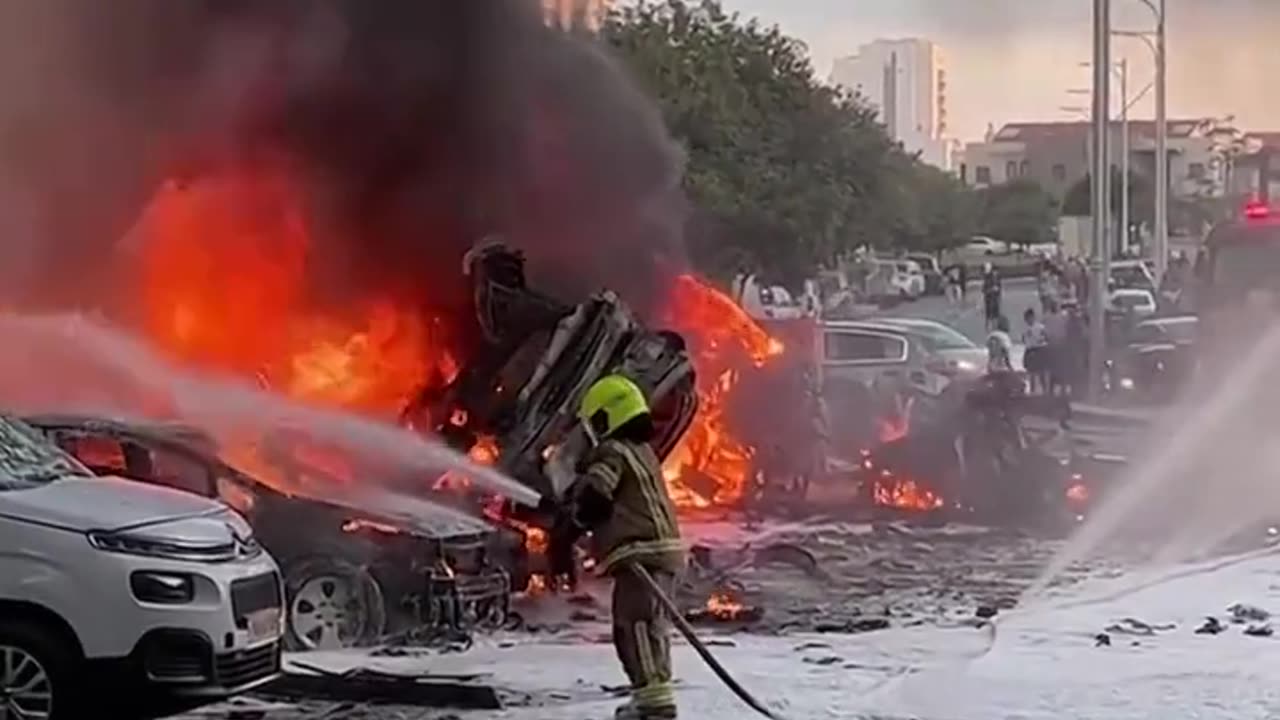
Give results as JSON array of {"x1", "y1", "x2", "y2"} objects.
[
  {"x1": 0, "y1": 645, "x2": 52, "y2": 720},
  {"x1": 290, "y1": 575, "x2": 363, "y2": 650}
]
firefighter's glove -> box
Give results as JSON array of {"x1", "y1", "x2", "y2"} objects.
[
  {"x1": 536, "y1": 493, "x2": 561, "y2": 517},
  {"x1": 548, "y1": 513, "x2": 583, "y2": 582},
  {"x1": 571, "y1": 484, "x2": 613, "y2": 529}
]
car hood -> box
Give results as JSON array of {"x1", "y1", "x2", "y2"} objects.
[
  {"x1": 0, "y1": 476, "x2": 226, "y2": 532},
  {"x1": 937, "y1": 348, "x2": 988, "y2": 372},
  {"x1": 938, "y1": 345, "x2": 1027, "y2": 372}
]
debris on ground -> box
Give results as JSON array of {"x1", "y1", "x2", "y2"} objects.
[
  {"x1": 813, "y1": 617, "x2": 891, "y2": 634},
  {"x1": 1228, "y1": 603, "x2": 1270, "y2": 623},
  {"x1": 1094, "y1": 633, "x2": 1111, "y2": 647},
  {"x1": 1195, "y1": 617, "x2": 1226, "y2": 635},
  {"x1": 1105, "y1": 618, "x2": 1175, "y2": 636},
  {"x1": 259, "y1": 663, "x2": 502, "y2": 710},
  {"x1": 1244, "y1": 624, "x2": 1274, "y2": 637}
]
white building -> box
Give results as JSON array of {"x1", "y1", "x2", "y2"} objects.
[{"x1": 830, "y1": 38, "x2": 951, "y2": 169}]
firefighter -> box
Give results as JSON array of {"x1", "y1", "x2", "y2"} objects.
[{"x1": 558, "y1": 374, "x2": 683, "y2": 719}]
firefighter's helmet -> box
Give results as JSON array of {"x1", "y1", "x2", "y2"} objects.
[{"x1": 579, "y1": 374, "x2": 649, "y2": 440}]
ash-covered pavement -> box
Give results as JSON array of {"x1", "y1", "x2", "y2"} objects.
[
  {"x1": 177, "y1": 518, "x2": 1226, "y2": 720},
  {"x1": 182, "y1": 525, "x2": 1280, "y2": 720}
]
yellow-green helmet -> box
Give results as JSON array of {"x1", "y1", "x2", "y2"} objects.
[{"x1": 578, "y1": 374, "x2": 649, "y2": 439}]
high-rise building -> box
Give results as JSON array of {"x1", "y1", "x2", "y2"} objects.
[
  {"x1": 830, "y1": 38, "x2": 950, "y2": 169},
  {"x1": 542, "y1": 0, "x2": 612, "y2": 32}
]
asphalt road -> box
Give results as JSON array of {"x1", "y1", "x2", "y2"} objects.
[{"x1": 878, "y1": 277, "x2": 1042, "y2": 344}]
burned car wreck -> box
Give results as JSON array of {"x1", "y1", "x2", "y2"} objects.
[
  {"x1": 403, "y1": 240, "x2": 699, "y2": 505},
  {"x1": 24, "y1": 414, "x2": 521, "y2": 650}
]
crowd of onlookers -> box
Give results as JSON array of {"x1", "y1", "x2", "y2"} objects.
[{"x1": 958, "y1": 257, "x2": 1093, "y2": 399}]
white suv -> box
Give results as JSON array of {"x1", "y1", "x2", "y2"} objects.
[{"x1": 0, "y1": 417, "x2": 284, "y2": 719}]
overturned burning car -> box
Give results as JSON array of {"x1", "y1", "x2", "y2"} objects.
[
  {"x1": 402, "y1": 241, "x2": 700, "y2": 504},
  {"x1": 24, "y1": 414, "x2": 520, "y2": 650}
]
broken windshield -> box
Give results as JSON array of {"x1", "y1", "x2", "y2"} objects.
[{"x1": 0, "y1": 418, "x2": 94, "y2": 491}]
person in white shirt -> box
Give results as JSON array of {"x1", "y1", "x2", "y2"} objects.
[
  {"x1": 1021, "y1": 307, "x2": 1049, "y2": 394},
  {"x1": 986, "y1": 315, "x2": 1015, "y2": 374}
]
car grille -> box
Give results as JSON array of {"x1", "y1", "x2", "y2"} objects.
[
  {"x1": 231, "y1": 572, "x2": 282, "y2": 624},
  {"x1": 142, "y1": 633, "x2": 212, "y2": 684},
  {"x1": 214, "y1": 641, "x2": 281, "y2": 690}
]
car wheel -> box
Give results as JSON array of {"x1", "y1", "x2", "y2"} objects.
[
  {"x1": 0, "y1": 618, "x2": 80, "y2": 720},
  {"x1": 284, "y1": 556, "x2": 387, "y2": 651}
]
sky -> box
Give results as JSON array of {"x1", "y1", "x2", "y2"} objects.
[{"x1": 712, "y1": 0, "x2": 1280, "y2": 142}]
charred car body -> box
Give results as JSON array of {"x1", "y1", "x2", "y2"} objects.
[
  {"x1": 404, "y1": 241, "x2": 699, "y2": 503},
  {"x1": 847, "y1": 375, "x2": 1101, "y2": 528},
  {"x1": 24, "y1": 415, "x2": 519, "y2": 650}
]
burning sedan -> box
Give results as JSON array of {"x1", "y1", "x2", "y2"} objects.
[
  {"x1": 23, "y1": 414, "x2": 521, "y2": 650},
  {"x1": 846, "y1": 375, "x2": 1100, "y2": 527}
]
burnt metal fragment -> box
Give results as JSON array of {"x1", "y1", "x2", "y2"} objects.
[{"x1": 259, "y1": 665, "x2": 502, "y2": 710}]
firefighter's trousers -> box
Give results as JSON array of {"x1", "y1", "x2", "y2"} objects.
[{"x1": 612, "y1": 566, "x2": 676, "y2": 712}]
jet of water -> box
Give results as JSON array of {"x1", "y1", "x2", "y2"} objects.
[
  {"x1": 0, "y1": 312, "x2": 543, "y2": 508},
  {"x1": 1027, "y1": 322, "x2": 1280, "y2": 600}
]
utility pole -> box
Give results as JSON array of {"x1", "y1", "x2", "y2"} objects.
[
  {"x1": 1118, "y1": 58, "x2": 1130, "y2": 257},
  {"x1": 1153, "y1": 0, "x2": 1168, "y2": 281},
  {"x1": 1089, "y1": 0, "x2": 1112, "y2": 400}
]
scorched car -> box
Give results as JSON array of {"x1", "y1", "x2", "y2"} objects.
[
  {"x1": 23, "y1": 414, "x2": 520, "y2": 651},
  {"x1": 404, "y1": 241, "x2": 699, "y2": 504}
]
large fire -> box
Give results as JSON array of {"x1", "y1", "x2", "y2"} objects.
[
  {"x1": 134, "y1": 169, "x2": 461, "y2": 416},
  {"x1": 127, "y1": 165, "x2": 779, "y2": 509}
]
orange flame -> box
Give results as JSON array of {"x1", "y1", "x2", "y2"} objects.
[
  {"x1": 126, "y1": 165, "x2": 779, "y2": 514},
  {"x1": 872, "y1": 472, "x2": 944, "y2": 512},
  {"x1": 660, "y1": 274, "x2": 782, "y2": 507},
  {"x1": 133, "y1": 167, "x2": 459, "y2": 421}
]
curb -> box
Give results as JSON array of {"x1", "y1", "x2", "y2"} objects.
[{"x1": 1070, "y1": 403, "x2": 1154, "y2": 427}]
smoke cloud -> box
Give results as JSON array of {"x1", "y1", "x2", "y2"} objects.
[{"x1": 0, "y1": 0, "x2": 685, "y2": 316}]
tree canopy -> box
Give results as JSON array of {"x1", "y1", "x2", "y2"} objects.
[
  {"x1": 975, "y1": 179, "x2": 1059, "y2": 249},
  {"x1": 1062, "y1": 168, "x2": 1153, "y2": 227},
  {"x1": 603, "y1": 0, "x2": 977, "y2": 284}
]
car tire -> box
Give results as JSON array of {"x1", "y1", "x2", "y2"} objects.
[
  {"x1": 283, "y1": 556, "x2": 387, "y2": 651},
  {"x1": 0, "y1": 617, "x2": 82, "y2": 720}
]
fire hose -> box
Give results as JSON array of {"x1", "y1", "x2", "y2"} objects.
[{"x1": 629, "y1": 563, "x2": 789, "y2": 720}]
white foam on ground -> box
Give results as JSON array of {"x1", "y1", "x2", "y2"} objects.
[{"x1": 280, "y1": 549, "x2": 1280, "y2": 719}]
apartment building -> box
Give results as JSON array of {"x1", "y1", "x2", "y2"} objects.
[
  {"x1": 830, "y1": 38, "x2": 951, "y2": 169},
  {"x1": 958, "y1": 119, "x2": 1236, "y2": 202}
]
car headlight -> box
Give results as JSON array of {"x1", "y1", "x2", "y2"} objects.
[
  {"x1": 954, "y1": 359, "x2": 977, "y2": 372},
  {"x1": 130, "y1": 571, "x2": 195, "y2": 604},
  {"x1": 1119, "y1": 377, "x2": 1136, "y2": 390}
]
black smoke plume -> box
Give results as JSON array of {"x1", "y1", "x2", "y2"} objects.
[{"x1": 0, "y1": 0, "x2": 685, "y2": 317}]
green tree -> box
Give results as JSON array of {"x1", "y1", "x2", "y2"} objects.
[
  {"x1": 976, "y1": 179, "x2": 1058, "y2": 249},
  {"x1": 887, "y1": 159, "x2": 980, "y2": 254},
  {"x1": 1061, "y1": 168, "x2": 1152, "y2": 227},
  {"x1": 604, "y1": 1, "x2": 951, "y2": 284}
]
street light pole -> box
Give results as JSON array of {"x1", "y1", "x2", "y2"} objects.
[
  {"x1": 1119, "y1": 58, "x2": 1130, "y2": 257},
  {"x1": 1154, "y1": 0, "x2": 1168, "y2": 281},
  {"x1": 1090, "y1": 0, "x2": 1112, "y2": 400}
]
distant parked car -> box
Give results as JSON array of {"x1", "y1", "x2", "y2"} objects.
[
  {"x1": 890, "y1": 260, "x2": 926, "y2": 299},
  {"x1": 905, "y1": 253, "x2": 945, "y2": 296},
  {"x1": 1109, "y1": 259, "x2": 1157, "y2": 293},
  {"x1": 964, "y1": 236, "x2": 1009, "y2": 256},
  {"x1": 1108, "y1": 288, "x2": 1158, "y2": 319}
]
